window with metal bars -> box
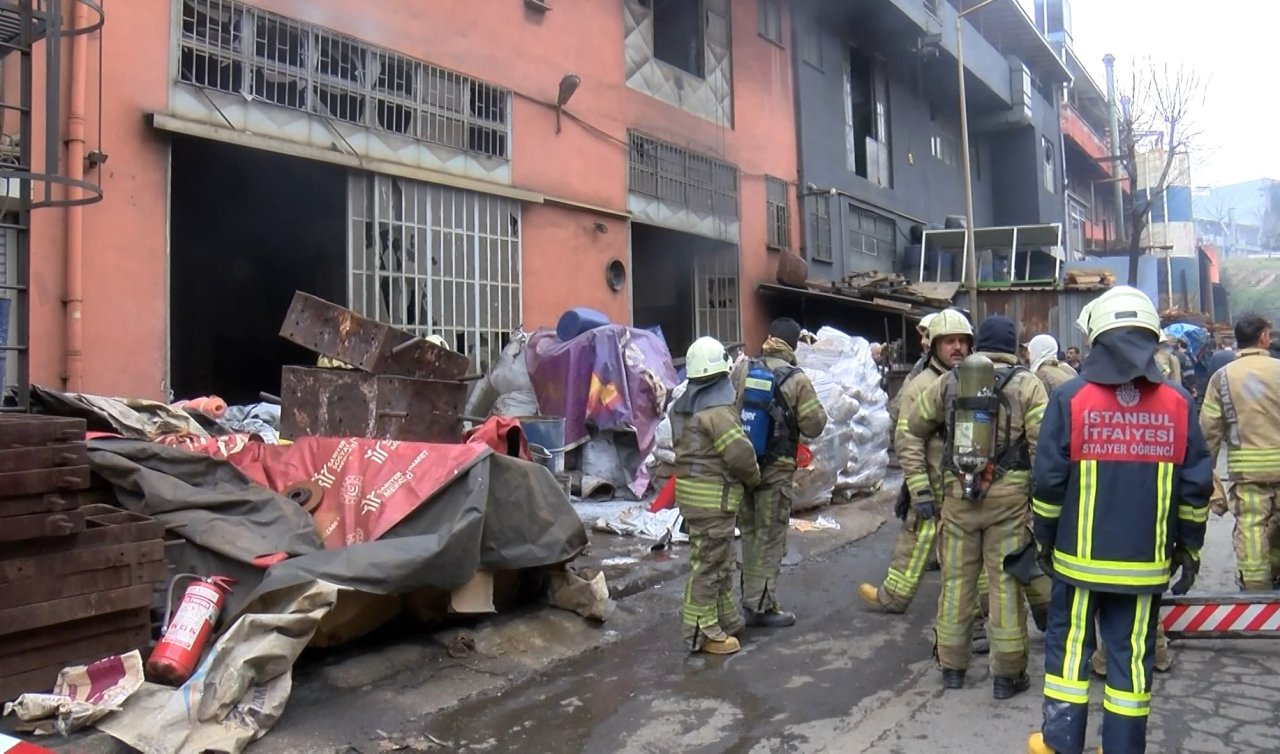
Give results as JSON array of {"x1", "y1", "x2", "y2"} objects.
[
  {"x1": 348, "y1": 174, "x2": 521, "y2": 375},
  {"x1": 765, "y1": 176, "x2": 789, "y2": 249},
  {"x1": 627, "y1": 132, "x2": 739, "y2": 219},
  {"x1": 178, "y1": 0, "x2": 510, "y2": 160},
  {"x1": 810, "y1": 197, "x2": 832, "y2": 262},
  {"x1": 846, "y1": 205, "x2": 895, "y2": 259},
  {"x1": 695, "y1": 248, "x2": 741, "y2": 347}
]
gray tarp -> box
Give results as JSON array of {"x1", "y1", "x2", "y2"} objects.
[{"x1": 87, "y1": 439, "x2": 589, "y2": 619}]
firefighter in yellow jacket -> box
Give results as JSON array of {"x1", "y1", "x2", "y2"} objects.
[
  {"x1": 901, "y1": 315, "x2": 1048, "y2": 699},
  {"x1": 1155, "y1": 333, "x2": 1182, "y2": 383},
  {"x1": 732, "y1": 318, "x2": 828, "y2": 627},
  {"x1": 1199, "y1": 312, "x2": 1280, "y2": 591},
  {"x1": 860, "y1": 309, "x2": 971, "y2": 612},
  {"x1": 673, "y1": 337, "x2": 761, "y2": 654}
]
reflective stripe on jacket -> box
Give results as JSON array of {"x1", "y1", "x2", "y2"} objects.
[
  {"x1": 1032, "y1": 377, "x2": 1213, "y2": 594},
  {"x1": 1200, "y1": 348, "x2": 1280, "y2": 483}
]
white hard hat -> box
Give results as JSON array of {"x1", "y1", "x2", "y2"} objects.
[
  {"x1": 685, "y1": 336, "x2": 731, "y2": 379},
  {"x1": 1076, "y1": 286, "x2": 1161, "y2": 343},
  {"x1": 917, "y1": 313, "x2": 938, "y2": 336},
  {"x1": 424, "y1": 334, "x2": 450, "y2": 350},
  {"x1": 927, "y1": 308, "x2": 973, "y2": 344}
]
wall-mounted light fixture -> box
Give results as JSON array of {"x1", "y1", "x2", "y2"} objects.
[{"x1": 556, "y1": 74, "x2": 581, "y2": 134}]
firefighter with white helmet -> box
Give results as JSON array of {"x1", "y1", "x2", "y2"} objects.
[
  {"x1": 861, "y1": 309, "x2": 971, "y2": 613},
  {"x1": 671, "y1": 337, "x2": 761, "y2": 655},
  {"x1": 1027, "y1": 286, "x2": 1212, "y2": 754}
]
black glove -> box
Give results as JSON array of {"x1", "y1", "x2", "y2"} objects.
[
  {"x1": 1037, "y1": 545, "x2": 1056, "y2": 579},
  {"x1": 1170, "y1": 546, "x2": 1200, "y2": 595},
  {"x1": 911, "y1": 491, "x2": 937, "y2": 521},
  {"x1": 894, "y1": 484, "x2": 911, "y2": 521}
]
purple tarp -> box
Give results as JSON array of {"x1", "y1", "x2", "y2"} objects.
[{"x1": 526, "y1": 326, "x2": 677, "y2": 496}]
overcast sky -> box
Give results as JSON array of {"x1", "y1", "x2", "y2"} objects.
[{"x1": 1016, "y1": 0, "x2": 1276, "y2": 188}]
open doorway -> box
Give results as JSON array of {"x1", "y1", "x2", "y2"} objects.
[
  {"x1": 169, "y1": 137, "x2": 347, "y2": 402},
  {"x1": 630, "y1": 222, "x2": 740, "y2": 358}
]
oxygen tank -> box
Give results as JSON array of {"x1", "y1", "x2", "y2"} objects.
[{"x1": 952, "y1": 354, "x2": 997, "y2": 499}]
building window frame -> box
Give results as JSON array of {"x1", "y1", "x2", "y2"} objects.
[
  {"x1": 651, "y1": 0, "x2": 706, "y2": 78},
  {"x1": 628, "y1": 131, "x2": 740, "y2": 221},
  {"x1": 765, "y1": 176, "x2": 790, "y2": 250},
  {"x1": 810, "y1": 196, "x2": 832, "y2": 262},
  {"x1": 177, "y1": 0, "x2": 511, "y2": 160},
  {"x1": 757, "y1": 0, "x2": 783, "y2": 46},
  {"x1": 845, "y1": 204, "x2": 896, "y2": 261},
  {"x1": 799, "y1": 18, "x2": 823, "y2": 70},
  {"x1": 1043, "y1": 136, "x2": 1056, "y2": 194}
]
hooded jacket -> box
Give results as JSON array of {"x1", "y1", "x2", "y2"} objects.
[
  {"x1": 1031, "y1": 328, "x2": 1213, "y2": 594},
  {"x1": 672, "y1": 374, "x2": 761, "y2": 511}
]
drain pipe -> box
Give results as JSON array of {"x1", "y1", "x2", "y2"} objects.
[
  {"x1": 64, "y1": 0, "x2": 89, "y2": 391},
  {"x1": 1102, "y1": 54, "x2": 1125, "y2": 243}
]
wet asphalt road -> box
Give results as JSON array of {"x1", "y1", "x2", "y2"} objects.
[{"x1": 416, "y1": 515, "x2": 1280, "y2": 754}]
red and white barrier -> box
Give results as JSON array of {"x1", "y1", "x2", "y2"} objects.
[
  {"x1": 0, "y1": 734, "x2": 55, "y2": 754},
  {"x1": 1162, "y1": 596, "x2": 1280, "y2": 638}
]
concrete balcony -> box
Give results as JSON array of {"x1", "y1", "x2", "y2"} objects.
[{"x1": 1061, "y1": 103, "x2": 1112, "y2": 177}]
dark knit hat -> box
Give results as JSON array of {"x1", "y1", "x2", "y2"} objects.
[
  {"x1": 976, "y1": 315, "x2": 1017, "y2": 355},
  {"x1": 769, "y1": 317, "x2": 803, "y2": 349}
]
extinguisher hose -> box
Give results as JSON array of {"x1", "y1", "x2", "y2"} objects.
[{"x1": 161, "y1": 573, "x2": 206, "y2": 637}]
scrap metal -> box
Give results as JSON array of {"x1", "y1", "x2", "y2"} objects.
[{"x1": 279, "y1": 366, "x2": 468, "y2": 443}]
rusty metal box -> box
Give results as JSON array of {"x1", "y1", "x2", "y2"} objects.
[
  {"x1": 279, "y1": 366, "x2": 467, "y2": 443},
  {"x1": 279, "y1": 291, "x2": 471, "y2": 380}
]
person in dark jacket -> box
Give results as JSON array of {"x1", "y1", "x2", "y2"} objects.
[{"x1": 1026, "y1": 286, "x2": 1213, "y2": 754}]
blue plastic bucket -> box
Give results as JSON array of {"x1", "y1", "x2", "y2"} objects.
[
  {"x1": 520, "y1": 416, "x2": 566, "y2": 474},
  {"x1": 556, "y1": 307, "x2": 609, "y2": 342}
]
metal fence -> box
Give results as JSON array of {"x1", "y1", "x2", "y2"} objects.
[
  {"x1": 178, "y1": 0, "x2": 510, "y2": 159},
  {"x1": 627, "y1": 131, "x2": 738, "y2": 220},
  {"x1": 348, "y1": 174, "x2": 521, "y2": 375}
]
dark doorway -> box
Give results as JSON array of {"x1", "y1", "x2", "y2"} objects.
[
  {"x1": 169, "y1": 137, "x2": 347, "y2": 403},
  {"x1": 630, "y1": 222, "x2": 739, "y2": 359}
]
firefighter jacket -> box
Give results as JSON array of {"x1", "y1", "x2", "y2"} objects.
[
  {"x1": 1155, "y1": 349, "x2": 1181, "y2": 384},
  {"x1": 1032, "y1": 377, "x2": 1213, "y2": 594},
  {"x1": 902, "y1": 352, "x2": 1047, "y2": 504},
  {"x1": 892, "y1": 356, "x2": 949, "y2": 498},
  {"x1": 673, "y1": 401, "x2": 761, "y2": 512},
  {"x1": 1200, "y1": 347, "x2": 1280, "y2": 483},
  {"x1": 906, "y1": 353, "x2": 929, "y2": 382},
  {"x1": 732, "y1": 338, "x2": 829, "y2": 468},
  {"x1": 1034, "y1": 359, "x2": 1078, "y2": 395}
]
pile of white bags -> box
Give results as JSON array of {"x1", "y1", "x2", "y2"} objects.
[{"x1": 792, "y1": 327, "x2": 891, "y2": 510}]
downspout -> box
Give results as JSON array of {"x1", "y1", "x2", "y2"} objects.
[
  {"x1": 1102, "y1": 54, "x2": 1124, "y2": 242},
  {"x1": 64, "y1": 0, "x2": 89, "y2": 390}
]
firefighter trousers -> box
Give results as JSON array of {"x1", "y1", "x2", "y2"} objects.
[
  {"x1": 935, "y1": 512, "x2": 1029, "y2": 676},
  {"x1": 1041, "y1": 580, "x2": 1157, "y2": 754},
  {"x1": 680, "y1": 505, "x2": 744, "y2": 649},
  {"x1": 740, "y1": 464, "x2": 793, "y2": 613},
  {"x1": 878, "y1": 510, "x2": 938, "y2": 611},
  {"x1": 1229, "y1": 481, "x2": 1280, "y2": 590}
]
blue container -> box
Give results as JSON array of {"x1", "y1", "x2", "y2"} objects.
[
  {"x1": 556, "y1": 307, "x2": 610, "y2": 342},
  {"x1": 519, "y1": 416, "x2": 566, "y2": 474}
]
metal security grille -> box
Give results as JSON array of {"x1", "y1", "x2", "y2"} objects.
[
  {"x1": 179, "y1": 0, "x2": 510, "y2": 159},
  {"x1": 810, "y1": 196, "x2": 832, "y2": 261},
  {"x1": 694, "y1": 248, "x2": 740, "y2": 346},
  {"x1": 846, "y1": 205, "x2": 895, "y2": 258},
  {"x1": 628, "y1": 132, "x2": 738, "y2": 219},
  {"x1": 348, "y1": 174, "x2": 521, "y2": 374},
  {"x1": 765, "y1": 176, "x2": 789, "y2": 249}
]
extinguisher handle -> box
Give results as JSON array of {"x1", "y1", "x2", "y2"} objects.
[{"x1": 207, "y1": 575, "x2": 238, "y2": 593}]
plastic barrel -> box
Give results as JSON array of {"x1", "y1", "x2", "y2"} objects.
[
  {"x1": 519, "y1": 416, "x2": 566, "y2": 474},
  {"x1": 556, "y1": 307, "x2": 610, "y2": 342}
]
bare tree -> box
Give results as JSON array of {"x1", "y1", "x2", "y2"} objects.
[{"x1": 1115, "y1": 59, "x2": 1207, "y2": 282}]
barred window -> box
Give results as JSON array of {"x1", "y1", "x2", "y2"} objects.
[
  {"x1": 846, "y1": 205, "x2": 895, "y2": 258},
  {"x1": 628, "y1": 132, "x2": 739, "y2": 220},
  {"x1": 765, "y1": 176, "x2": 789, "y2": 249},
  {"x1": 810, "y1": 198, "x2": 832, "y2": 262},
  {"x1": 348, "y1": 174, "x2": 521, "y2": 375},
  {"x1": 179, "y1": 0, "x2": 510, "y2": 160}
]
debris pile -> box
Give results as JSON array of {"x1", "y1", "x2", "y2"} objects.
[{"x1": 0, "y1": 415, "x2": 165, "y2": 703}]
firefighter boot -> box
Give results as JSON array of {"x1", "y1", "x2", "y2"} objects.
[
  {"x1": 993, "y1": 673, "x2": 1031, "y2": 700},
  {"x1": 700, "y1": 635, "x2": 741, "y2": 655},
  {"x1": 1026, "y1": 732, "x2": 1055, "y2": 754},
  {"x1": 744, "y1": 607, "x2": 797, "y2": 628},
  {"x1": 857, "y1": 584, "x2": 905, "y2": 613},
  {"x1": 942, "y1": 669, "x2": 966, "y2": 690}
]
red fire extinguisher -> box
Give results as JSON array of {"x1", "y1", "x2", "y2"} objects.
[{"x1": 146, "y1": 574, "x2": 236, "y2": 685}]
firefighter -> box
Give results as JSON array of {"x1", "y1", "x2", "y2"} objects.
[
  {"x1": 732, "y1": 318, "x2": 828, "y2": 627},
  {"x1": 1027, "y1": 286, "x2": 1212, "y2": 754},
  {"x1": 672, "y1": 337, "x2": 761, "y2": 654},
  {"x1": 1026, "y1": 334, "x2": 1078, "y2": 394},
  {"x1": 1199, "y1": 313, "x2": 1280, "y2": 591},
  {"x1": 860, "y1": 309, "x2": 971, "y2": 613},
  {"x1": 901, "y1": 314, "x2": 1048, "y2": 699},
  {"x1": 1065, "y1": 346, "x2": 1083, "y2": 371},
  {"x1": 1155, "y1": 332, "x2": 1182, "y2": 383},
  {"x1": 904, "y1": 313, "x2": 939, "y2": 383}
]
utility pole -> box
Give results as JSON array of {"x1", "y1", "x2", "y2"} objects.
[{"x1": 956, "y1": 0, "x2": 997, "y2": 312}]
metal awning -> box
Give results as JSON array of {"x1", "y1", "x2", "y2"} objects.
[
  {"x1": 919, "y1": 223, "x2": 1064, "y2": 283},
  {"x1": 959, "y1": 0, "x2": 1072, "y2": 84},
  {"x1": 757, "y1": 283, "x2": 940, "y2": 320}
]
